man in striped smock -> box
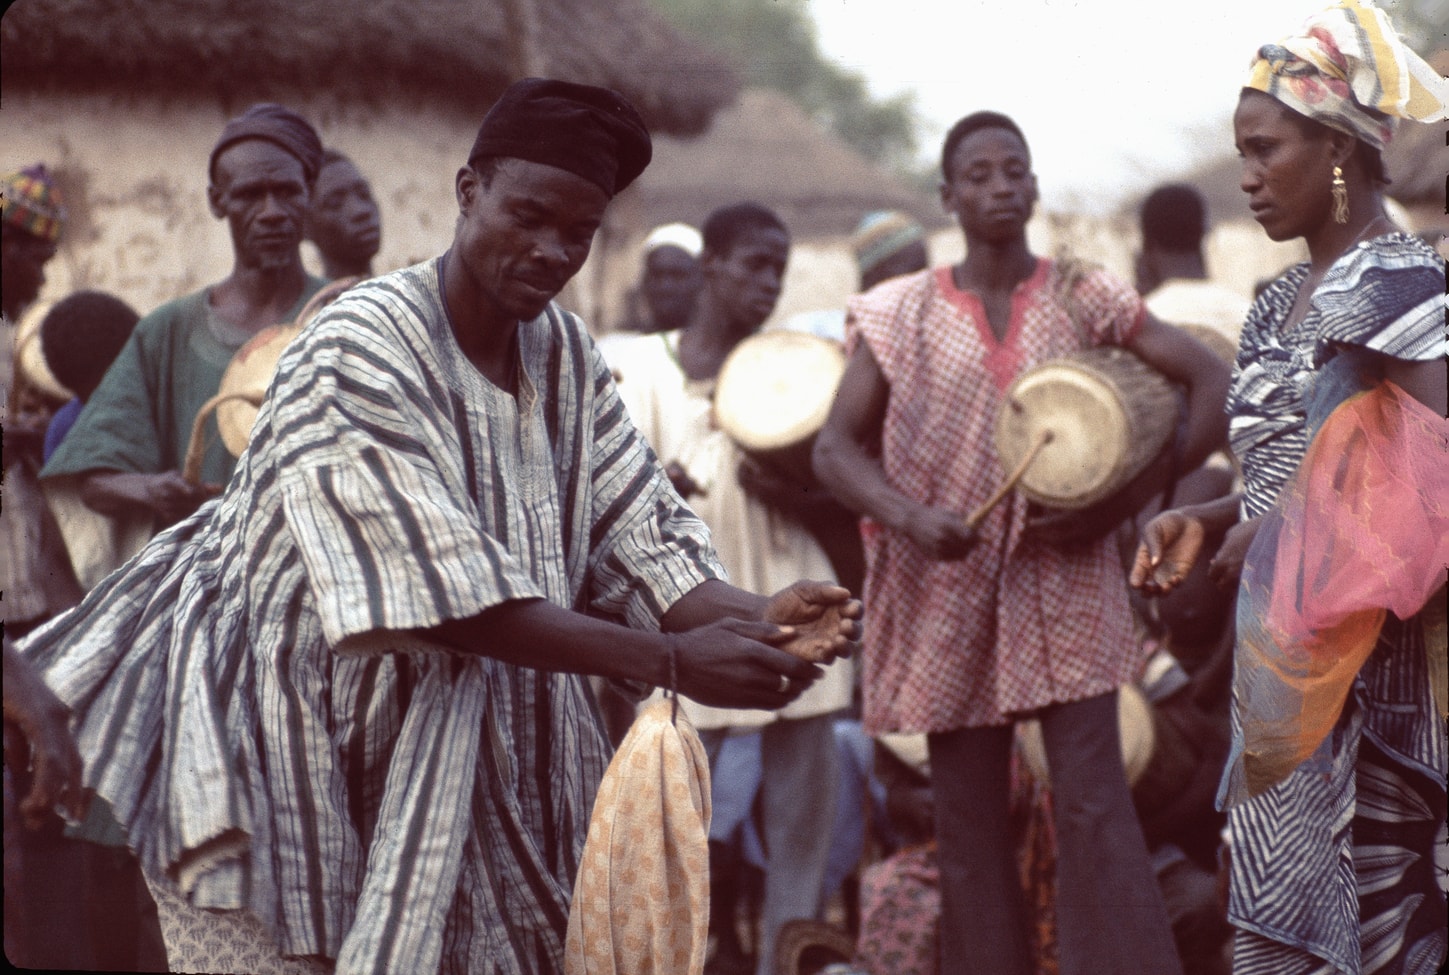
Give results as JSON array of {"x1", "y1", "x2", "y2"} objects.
[{"x1": 16, "y1": 78, "x2": 860, "y2": 975}]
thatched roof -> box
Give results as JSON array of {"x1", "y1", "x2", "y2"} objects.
[
  {"x1": 1383, "y1": 118, "x2": 1444, "y2": 205},
  {"x1": 631, "y1": 88, "x2": 946, "y2": 239},
  {"x1": 0, "y1": 0, "x2": 738, "y2": 136},
  {"x1": 1381, "y1": 48, "x2": 1448, "y2": 205}
]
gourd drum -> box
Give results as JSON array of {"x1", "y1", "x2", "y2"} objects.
[
  {"x1": 211, "y1": 319, "x2": 308, "y2": 457},
  {"x1": 713, "y1": 330, "x2": 847, "y2": 485},
  {"x1": 1016, "y1": 682, "x2": 1156, "y2": 788},
  {"x1": 13, "y1": 300, "x2": 71, "y2": 405},
  {"x1": 183, "y1": 277, "x2": 358, "y2": 482},
  {"x1": 993, "y1": 347, "x2": 1178, "y2": 510}
]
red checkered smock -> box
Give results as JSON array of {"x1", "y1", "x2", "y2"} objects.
[{"x1": 847, "y1": 260, "x2": 1148, "y2": 733}]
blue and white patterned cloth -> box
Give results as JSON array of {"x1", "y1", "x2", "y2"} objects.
[
  {"x1": 1223, "y1": 232, "x2": 1447, "y2": 975},
  {"x1": 1228, "y1": 232, "x2": 1445, "y2": 520}
]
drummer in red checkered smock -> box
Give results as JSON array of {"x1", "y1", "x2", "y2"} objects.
[{"x1": 813, "y1": 111, "x2": 1231, "y2": 975}]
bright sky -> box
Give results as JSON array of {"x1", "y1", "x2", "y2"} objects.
[{"x1": 806, "y1": 0, "x2": 1426, "y2": 214}]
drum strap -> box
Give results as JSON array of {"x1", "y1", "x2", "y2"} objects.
[{"x1": 1049, "y1": 256, "x2": 1096, "y2": 349}]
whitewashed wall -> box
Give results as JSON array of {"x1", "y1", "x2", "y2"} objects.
[
  {"x1": 3, "y1": 92, "x2": 1306, "y2": 345},
  {"x1": 1, "y1": 93, "x2": 499, "y2": 318}
]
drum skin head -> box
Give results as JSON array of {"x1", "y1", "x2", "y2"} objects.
[
  {"x1": 714, "y1": 330, "x2": 846, "y2": 452},
  {"x1": 1016, "y1": 683, "x2": 1156, "y2": 787},
  {"x1": 213, "y1": 277, "x2": 359, "y2": 457},
  {"x1": 14, "y1": 300, "x2": 73, "y2": 403},
  {"x1": 996, "y1": 359, "x2": 1132, "y2": 508},
  {"x1": 214, "y1": 323, "x2": 303, "y2": 456},
  {"x1": 994, "y1": 347, "x2": 1175, "y2": 510}
]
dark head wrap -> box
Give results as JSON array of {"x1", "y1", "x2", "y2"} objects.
[
  {"x1": 467, "y1": 78, "x2": 652, "y2": 196},
  {"x1": 208, "y1": 103, "x2": 324, "y2": 186}
]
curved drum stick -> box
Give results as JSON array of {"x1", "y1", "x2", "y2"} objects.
[
  {"x1": 965, "y1": 429, "x2": 1054, "y2": 529},
  {"x1": 181, "y1": 277, "x2": 362, "y2": 485}
]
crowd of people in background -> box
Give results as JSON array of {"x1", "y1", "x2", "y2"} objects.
[{"x1": 2, "y1": 2, "x2": 1444, "y2": 974}]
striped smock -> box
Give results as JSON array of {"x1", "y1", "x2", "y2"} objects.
[{"x1": 19, "y1": 259, "x2": 724, "y2": 975}]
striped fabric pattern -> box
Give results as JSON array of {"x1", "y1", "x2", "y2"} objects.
[
  {"x1": 19, "y1": 258, "x2": 724, "y2": 975},
  {"x1": 1228, "y1": 233, "x2": 1446, "y2": 519},
  {"x1": 1228, "y1": 675, "x2": 1447, "y2": 975},
  {"x1": 1224, "y1": 233, "x2": 1447, "y2": 974}
]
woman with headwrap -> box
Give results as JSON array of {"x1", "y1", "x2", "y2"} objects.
[{"x1": 1131, "y1": 2, "x2": 1448, "y2": 972}]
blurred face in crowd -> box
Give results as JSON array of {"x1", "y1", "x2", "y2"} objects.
[
  {"x1": 1, "y1": 223, "x2": 58, "y2": 319},
  {"x1": 640, "y1": 244, "x2": 702, "y2": 332},
  {"x1": 306, "y1": 157, "x2": 382, "y2": 269},
  {"x1": 861, "y1": 240, "x2": 929, "y2": 292},
  {"x1": 940, "y1": 126, "x2": 1038, "y2": 245},
  {"x1": 703, "y1": 225, "x2": 789, "y2": 333},
  {"x1": 208, "y1": 138, "x2": 310, "y2": 273},
  {"x1": 451, "y1": 158, "x2": 608, "y2": 329}
]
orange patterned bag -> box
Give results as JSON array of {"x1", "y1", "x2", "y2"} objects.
[{"x1": 565, "y1": 698, "x2": 712, "y2": 974}]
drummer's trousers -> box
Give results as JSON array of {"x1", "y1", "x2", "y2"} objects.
[{"x1": 928, "y1": 690, "x2": 1183, "y2": 975}]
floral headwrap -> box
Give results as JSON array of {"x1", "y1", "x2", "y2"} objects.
[
  {"x1": 1, "y1": 164, "x2": 66, "y2": 244},
  {"x1": 1245, "y1": 0, "x2": 1448, "y2": 149}
]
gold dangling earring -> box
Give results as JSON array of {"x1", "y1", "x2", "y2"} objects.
[{"x1": 1331, "y1": 165, "x2": 1349, "y2": 224}]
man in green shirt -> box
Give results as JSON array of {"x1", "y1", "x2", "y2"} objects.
[{"x1": 43, "y1": 103, "x2": 328, "y2": 531}]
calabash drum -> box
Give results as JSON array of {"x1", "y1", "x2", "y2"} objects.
[
  {"x1": 211, "y1": 320, "x2": 306, "y2": 456},
  {"x1": 13, "y1": 300, "x2": 72, "y2": 406},
  {"x1": 1126, "y1": 694, "x2": 1210, "y2": 817},
  {"x1": 713, "y1": 330, "x2": 847, "y2": 486},
  {"x1": 1016, "y1": 683, "x2": 1156, "y2": 788},
  {"x1": 994, "y1": 347, "x2": 1178, "y2": 511},
  {"x1": 183, "y1": 277, "x2": 359, "y2": 483}
]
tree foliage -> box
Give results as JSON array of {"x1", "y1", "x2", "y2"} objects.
[{"x1": 647, "y1": 0, "x2": 921, "y2": 171}]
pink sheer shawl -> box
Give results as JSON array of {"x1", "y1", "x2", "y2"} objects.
[{"x1": 1226, "y1": 382, "x2": 1449, "y2": 801}]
